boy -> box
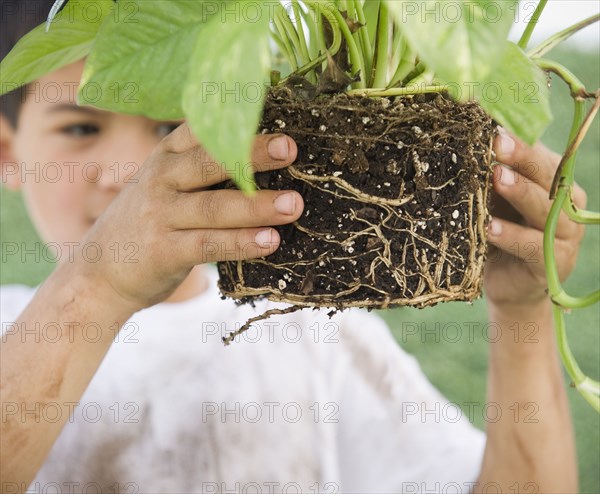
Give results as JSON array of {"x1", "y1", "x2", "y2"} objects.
[{"x1": 0, "y1": 1, "x2": 584, "y2": 492}]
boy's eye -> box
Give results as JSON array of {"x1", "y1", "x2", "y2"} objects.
[
  {"x1": 156, "y1": 122, "x2": 182, "y2": 139},
  {"x1": 60, "y1": 123, "x2": 100, "y2": 137}
]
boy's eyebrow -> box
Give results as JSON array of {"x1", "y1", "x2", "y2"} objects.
[{"x1": 46, "y1": 104, "x2": 105, "y2": 116}]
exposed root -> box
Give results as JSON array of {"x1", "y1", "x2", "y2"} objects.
[
  {"x1": 222, "y1": 305, "x2": 306, "y2": 345},
  {"x1": 214, "y1": 89, "x2": 495, "y2": 342}
]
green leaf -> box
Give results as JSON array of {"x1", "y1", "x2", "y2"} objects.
[
  {"x1": 0, "y1": 0, "x2": 114, "y2": 96},
  {"x1": 477, "y1": 42, "x2": 552, "y2": 145},
  {"x1": 79, "y1": 0, "x2": 226, "y2": 119},
  {"x1": 387, "y1": 0, "x2": 517, "y2": 85},
  {"x1": 183, "y1": 5, "x2": 271, "y2": 193}
]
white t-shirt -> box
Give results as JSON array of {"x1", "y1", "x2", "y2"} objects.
[{"x1": 1, "y1": 266, "x2": 485, "y2": 494}]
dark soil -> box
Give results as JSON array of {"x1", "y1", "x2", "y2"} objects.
[{"x1": 216, "y1": 87, "x2": 495, "y2": 311}]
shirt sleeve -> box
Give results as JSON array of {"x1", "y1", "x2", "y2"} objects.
[{"x1": 333, "y1": 309, "x2": 486, "y2": 494}]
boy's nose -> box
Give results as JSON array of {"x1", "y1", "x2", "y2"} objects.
[
  {"x1": 95, "y1": 133, "x2": 155, "y2": 191},
  {"x1": 95, "y1": 159, "x2": 142, "y2": 191}
]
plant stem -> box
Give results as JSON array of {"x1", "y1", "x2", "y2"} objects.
[
  {"x1": 345, "y1": 0, "x2": 366, "y2": 79},
  {"x1": 544, "y1": 97, "x2": 583, "y2": 304},
  {"x1": 272, "y1": 14, "x2": 299, "y2": 72},
  {"x1": 407, "y1": 69, "x2": 434, "y2": 87},
  {"x1": 353, "y1": 0, "x2": 373, "y2": 83},
  {"x1": 347, "y1": 84, "x2": 446, "y2": 97},
  {"x1": 388, "y1": 45, "x2": 416, "y2": 88},
  {"x1": 315, "y1": 4, "x2": 327, "y2": 63},
  {"x1": 399, "y1": 61, "x2": 425, "y2": 86},
  {"x1": 534, "y1": 59, "x2": 596, "y2": 201},
  {"x1": 299, "y1": 5, "x2": 320, "y2": 60},
  {"x1": 330, "y1": 7, "x2": 367, "y2": 88},
  {"x1": 563, "y1": 202, "x2": 600, "y2": 224},
  {"x1": 387, "y1": 33, "x2": 403, "y2": 84},
  {"x1": 554, "y1": 93, "x2": 600, "y2": 215},
  {"x1": 553, "y1": 305, "x2": 600, "y2": 412},
  {"x1": 535, "y1": 58, "x2": 591, "y2": 99},
  {"x1": 371, "y1": 1, "x2": 390, "y2": 88},
  {"x1": 528, "y1": 13, "x2": 600, "y2": 59},
  {"x1": 345, "y1": 0, "x2": 355, "y2": 18},
  {"x1": 276, "y1": 5, "x2": 308, "y2": 68},
  {"x1": 291, "y1": 1, "x2": 312, "y2": 69},
  {"x1": 285, "y1": 1, "x2": 343, "y2": 80},
  {"x1": 517, "y1": 0, "x2": 548, "y2": 50},
  {"x1": 545, "y1": 185, "x2": 600, "y2": 310},
  {"x1": 270, "y1": 31, "x2": 292, "y2": 66}
]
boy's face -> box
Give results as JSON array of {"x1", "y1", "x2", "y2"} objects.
[{"x1": 1, "y1": 59, "x2": 182, "y2": 246}]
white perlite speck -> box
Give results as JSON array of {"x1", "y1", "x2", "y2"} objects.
[
  {"x1": 452, "y1": 210, "x2": 460, "y2": 219},
  {"x1": 319, "y1": 125, "x2": 327, "y2": 132},
  {"x1": 362, "y1": 117, "x2": 371, "y2": 125},
  {"x1": 278, "y1": 280, "x2": 287, "y2": 290},
  {"x1": 275, "y1": 119, "x2": 286, "y2": 129},
  {"x1": 451, "y1": 153, "x2": 457, "y2": 164}
]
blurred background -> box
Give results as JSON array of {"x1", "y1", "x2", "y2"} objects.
[{"x1": 1, "y1": 1, "x2": 599, "y2": 492}]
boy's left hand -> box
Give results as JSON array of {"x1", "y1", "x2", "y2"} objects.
[{"x1": 483, "y1": 129, "x2": 587, "y2": 311}]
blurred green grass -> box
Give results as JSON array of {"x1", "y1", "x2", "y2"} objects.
[{"x1": 1, "y1": 48, "x2": 599, "y2": 491}]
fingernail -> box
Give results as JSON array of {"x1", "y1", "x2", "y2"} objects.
[
  {"x1": 267, "y1": 135, "x2": 290, "y2": 161},
  {"x1": 497, "y1": 128, "x2": 515, "y2": 158},
  {"x1": 500, "y1": 165, "x2": 516, "y2": 186},
  {"x1": 274, "y1": 192, "x2": 296, "y2": 215},
  {"x1": 255, "y1": 228, "x2": 275, "y2": 248},
  {"x1": 488, "y1": 219, "x2": 502, "y2": 236}
]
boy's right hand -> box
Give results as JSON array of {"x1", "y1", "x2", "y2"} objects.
[{"x1": 71, "y1": 123, "x2": 303, "y2": 312}]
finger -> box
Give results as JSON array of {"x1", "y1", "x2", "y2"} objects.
[
  {"x1": 494, "y1": 127, "x2": 561, "y2": 192},
  {"x1": 250, "y1": 133, "x2": 298, "y2": 170},
  {"x1": 171, "y1": 189, "x2": 304, "y2": 230},
  {"x1": 159, "y1": 122, "x2": 198, "y2": 154},
  {"x1": 164, "y1": 134, "x2": 298, "y2": 191},
  {"x1": 493, "y1": 165, "x2": 578, "y2": 238},
  {"x1": 486, "y1": 217, "x2": 545, "y2": 277},
  {"x1": 487, "y1": 217, "x2": 580, "y2": 281},
  {"x1": 177, "y1": 227, "x2": 281, "y2": 265},
  {"x1": 489, "y1": 189, "x2": 522, "y2": 225}
]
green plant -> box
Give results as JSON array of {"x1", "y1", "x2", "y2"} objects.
[{"x1": 1, "y1": 0, "x2": 598, "y2": 410}]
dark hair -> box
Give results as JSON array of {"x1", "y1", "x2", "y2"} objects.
[{"x1": 1, "y1": 0, "x2": 57, "y2": 128}]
